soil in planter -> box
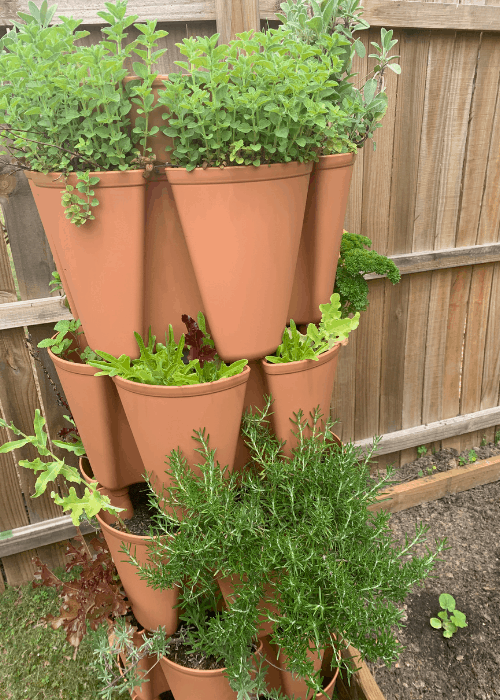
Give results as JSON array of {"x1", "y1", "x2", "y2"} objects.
[
  {"x1": 107, "y1": 482, "x2": 160, "y2": 536},
  {"x1": 376, "y1": 440, "x2": 500, "y2": 484},
  {"x1": 164, "y1": 623, "x2": 231, "y2": 670},
  {"x1": 367, "y1": 479, "x2": 500, "y2": 700}
]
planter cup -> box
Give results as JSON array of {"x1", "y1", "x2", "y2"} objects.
[
  {"x1": 160, "y1": 639, "x2": 264, "y2": 700},
  {"x1": 166, "y1": 162, "x2": 313, "y2": 362},
  {"x1": 79, "y1": 457, "x2": 134, "y2": 520},
  {"x1": 49, "y1": 344, "x2": 145, "y2": 492},
  {"x1": 29, "y1": 170, "x2": 148, "y2": 358},
  {"x1": 98, "y1": 510, "x2": 179, "y2": 634},
  {"x1": 113, "y1": 366, "x2": 250, "y2": 496},
  {"x1": 288, "y1": 153, "x2": 355, "y2": 325},
  {"x1": 261, "y1": 344, "x2": 342, "y2": 457}
]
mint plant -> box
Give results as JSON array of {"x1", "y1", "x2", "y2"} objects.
[
  {"x1": 430, "y1": 594, "x2": 468, "y2": 638},
  {"x1": 37, "y1": 318, "x2": 98, "y2": 363},
  {"x1": 88, "y1": 313, "x2": 248, "y2": 386},
  {"x1": 133, "y1": 401, "x2": 446, "y2": 697},
  {"x1": 158, "y1": 29, "x2": 356, "y2": 170},
  {"x1": 266, "y1": 293, "x2": 359, "y2": 363},
  {"x1": 0, "y1": 0, "x2": 167, "y2": 225},
  {"x1": 417, "y1": 445, "x2": 428, "y2": 457},
  {"x1": 334, "y1": 231, "x2": 401, "y2": 317},
  {"x1": 0, "y1": 409, "x2": 122, "y2": 526}
]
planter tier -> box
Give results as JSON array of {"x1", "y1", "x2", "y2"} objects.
[
  {"x1": 143, "y1": 171, "x2": 205, "y2": 341},
  {"x1": 166, "y1": 162, "x2": 313, "y2": 362},
  {"x1": 79, "y1": 457, "x2": 134, "y2": 519},
  {"x1": 261, "y1": 344, "x2": 342, "y2": 457},
  {"x1": 288, "y1": 153, "x2": 354, "y2": 325},
  {"x1": 160, "y1": 639, "x2": 264, "y2": 700},
  {"x1": 29, "y1": 170, "x2": 148, "y2": 358},
  {"x1": 98, "y1": 510, "x2": 179, "y2": 634},
  {"x1": 49, "y1": 346, "x2": 145, "y2": 492},
  {"x1": 113, "y1": 367, "x2": 250, "y2": 496}
]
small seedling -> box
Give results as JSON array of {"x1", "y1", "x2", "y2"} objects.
[
  {"x1": 417, "y1": 445, "x2": 427, "y2": 457},
  {"x1": 468, "y1": 449, "x2": 477, "y2": 463},
  {"x1": 458, "y1": 455, "x2": 467, "y2": 466},
  {"x1": 430, "y1": 594, "x2": 467, "y2": 638},
  {"x1": 495, "y1": 430, "x2": 500, "y2": 444},
  {"x1": 480, "y1": 435, "x2": 487, "y2": 447},
  {"x1": 417, "y1": 465, "x2": 437, "y2": 478}
]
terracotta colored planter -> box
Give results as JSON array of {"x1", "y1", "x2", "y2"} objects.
[
  {"x1": 29, "y1": 170, "x2": 148, "y2": 357},
  {"x1": 49, "y1": 344, "x2": 145, "y2": 492},
  {"x1": 233, "y1": 360, "x2": 268, "y2": 473},
  {"x1": 98, "y1": 511, "x2": 179, "y2": 633},
  {"x1": 166, "y1": 162, "x2": 313, "y2": 362},
  {"x1": 261, "y1": 344, "x2": 342, "y2": 457},
  {"x1": 110, "y1": 621, "x2": 171, "y2": 700},
  {"x1": 160, "y1": 639, "x2": 263, "y2": 700},
  {"x1": 113, "y1": 367, "x2": 250, "y2": 495},
  {"x1": 79, "y1": 457, "x2": 134, "y2": 520},
  {"x1": 217, "y1": 573, "x2": 280, "y2": 638},
  {"x1": 274, "y1": 644, "x2": 325, "y2": 700},
  {"x1": 143, "y1": 171, "x2": 205, "y2": 341},
  {"x1": 288, "y1": 153, "x2": 355, "y2": 325}
]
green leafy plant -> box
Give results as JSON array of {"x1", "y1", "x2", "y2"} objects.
[
  {"x1": 158, "y1": 29, "x2": 356, "y2": 171},
  {"x1": 334, "y1": 231, "x2": 401, "y2": 317},
  {"x1": 266, "y1": 293, "x2": 359, "y2": 363},
  {"x1": 430, "y1": 594, "x2": 468, "y2": 638},
  {"x1": 276, "y1": 0, "x2": 400, "y2": 149},
  {"x1": 417, "y1": 465, "x2": 436, "y2": 478},
  {"x1": 88, "y1": 313, "x2": 247, "y2": 386},
  {"x1": 417, "y1": 445, "x2": 427, "y2": 457},
  {"x1": 132, "y1": 400, "x2": 447, "y2": 697},
  {"x1": 468, "y1": 449, "x2": 477, "y2": 463},
  {"x1": 0, "y1": 0, "x2": 168, "y2": 225},
  {"x1": 458, "y1": 455, "x2": 467, "y2": 466},
  {"x1": 495, "y1": 430, "x2": 500, "y2": 444},
  {"x1": 37, "y1": 318, "x2": 98, "y2": 363},
  {"x1": 0, "y1": 409, "x2": 122, "y2": 525}
]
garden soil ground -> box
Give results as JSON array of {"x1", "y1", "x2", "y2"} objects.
[{"x1": 367, "y1": 443, "x2": 500, "y2": 700}]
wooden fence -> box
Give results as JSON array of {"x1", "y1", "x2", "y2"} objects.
[{"x1": 0, "y1": 0, "x2": 499, "y2": 586}]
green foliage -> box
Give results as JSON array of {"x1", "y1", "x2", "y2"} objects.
[
  {"x1": 266, "y1": 293, "x2": 359, "y2": 363},
  {"x1": 495, "y1": 430, "x2": 500, "y2": 444},
  {"x1": 0, "y1": 0, "x2": 167, "y2": 224},
  {"x1": 334, "y1": 231, "x2": 401, "y2": 317},
  {"x1": 158, "y1": 29, "x2": 356, "y2": 171},
  {"x1": 37, "y1": 318, "x2": 98, "y2": 363},
  {"x1": 417, "y1": 445, "x2": 427, "y2": 457},
  {"x1": 0, "y1": 409, "x2": 122, "y2": 525},
  {"x1": 430, "y1": 594, "x2": 468, "y2": 638},
  {"x1": 88, "y1": 314, "x2": 247, "y2": 386},
  {"x1": 480, "y1": 435, "x2": 487, "y2": 447},
  {"x1": 132, "y1": 401, "x2": 447, "y2": 697},
  {"x1": 417, "y1": 465, "x2": 436, "y2": 478},
  {"x1": 468, "y1": 449, "x2": 477, "y2": 463},
  {"x1": 276, "y1": 1, "x2": 400, "y2": 149}
]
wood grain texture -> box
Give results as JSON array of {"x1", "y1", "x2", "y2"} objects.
[
  {"x1": 369, "y1": 453, "x2": 500, "y2": 513},
  {"x1": 0, "y1": 516, "x2": 95, "y2": 557},
  {"x1": 481, "y1": 263, "x2": 500, "y2": 410},
  {"x1": 330, "y1": 333, "x2": 357, "y2": 442},
  {"x1": 0, "y1": 296, "x2": 72, "y2": 330},
  {"x1": 338, "y1": 646, "x2": 386, "y2": 700},
  {"x1": 215, "y1": 0, "x2": 260, "y2": 44},
  {"x1": 355, "y1": 404, "x2": 500, "y2": 455}
]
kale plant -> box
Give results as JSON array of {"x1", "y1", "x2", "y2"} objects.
[
  {"x1": 0, "y1": 0, "x2": 167, "y2": 224},
  {"x1": 88, "y1": 313, "x2": 248, "y2": 386},
  {"x1": 335, "y1": 231, "x2": 401, "y2": 317},
  {"x1": 130, "y1": 401, "x2": 447, "y2": 697},
  {"x1": 158, "y1": 29, "x2": 356, "y2": 170},
  {"x1": 266, "y1": 293, "x2": 359, "y2": 363}
]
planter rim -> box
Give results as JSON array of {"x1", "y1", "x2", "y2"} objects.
[
  {"x1": 165, "y1": 161, "x2": 313, "y2": 185},
  {"x1": 48, "y1": 345, "x2": 99, "y2": 377},
  {"x1": 29, "y1": 169, "x2": 148, "y2": 189},
  {"x1": 79, "y1": 456, "x2": 96, "y2": 486},
  {"x1": 315, "y1": 668, "x2": 339, "y2": 698},
  {"x1": 315, "y1": 152, "x2": 355, "y2": 171},
  {"x1": 113, "y1": 364, "x2": 250, "y2": 398},
  {"x1": 161, "y1": 638, "x2": 263, "y2": 678},
  {"x1": 97, "y1": 511, "x2": 155, "y2": 546},
  {"x1": 262, "y1": 343, "x2": 341, "y2": 377}
]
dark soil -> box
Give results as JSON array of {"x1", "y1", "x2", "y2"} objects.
[
  {"x1": 367, "y1": 478, "x2": 500, "y2": 699},
  {"x1": 378, "y1": 441, "x2": 500, "y2": 484},
  {"x1": 163, "y1": 624, "x2": 229, "y2": 671},
  {"x1": 108, "y1": 482, "x2": 160, "y2": 536}
]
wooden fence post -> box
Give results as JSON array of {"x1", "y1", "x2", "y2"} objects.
[{"x1": 215, "y1": 0, "x2": 261, "y2": 44}]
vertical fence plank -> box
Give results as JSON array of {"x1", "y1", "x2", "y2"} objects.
[{"x1": 215, "y1": 0, "x2": 260, "y2": 44}]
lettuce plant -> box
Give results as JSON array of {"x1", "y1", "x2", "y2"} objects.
[
  {"x1": 131, "y1": 402, "x2": 447, "y2": 697},
  {"x1": 0, "y1": 0, "x2": 168, "y2": 224},
  {"x1": 37, "y1": 318, "x2": 98, "y2": 363},
  {"x1": 335, "y1": 231, "x2": 401, "y2": 316},
  {"x1": 265, "y1": 293, "x2": 359, "y2": 363},
  {"x1": 88, "y1": 313, "x2": 248, "y2": 386},
  {"x1": 158, "y1": 29, "x2": 356, "y2": 170}
]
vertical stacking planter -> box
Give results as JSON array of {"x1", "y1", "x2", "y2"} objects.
[
  {"x1": 261, "y1": 344, "x2": 342, "y2": 457},
  {"x1": 49, "y1": 345, "x2": 145, "y2": 493},
  {"x1": 29, "y1": 170, "x2": 148, "y2": 358},
  {"x1": 166, "y1": 163, "x2": 313, "y2": 362},
  {"x1": 113, "y1": 366, "x2": 250, "y2": 493},
  {"x1": 288, "y1": 153, "x2": 355, "y2": 325}
]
